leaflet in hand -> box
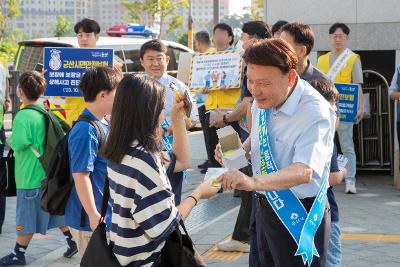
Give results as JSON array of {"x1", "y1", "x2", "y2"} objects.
[{"x1": 203, "y1": 168, "x2": 228, "y2": 188}]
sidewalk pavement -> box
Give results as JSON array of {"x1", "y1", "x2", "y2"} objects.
[{"x1": 1, "y1": 131, "x2": 400, "y2": 266}]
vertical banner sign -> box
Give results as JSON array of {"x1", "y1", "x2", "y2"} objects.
[
  {"x1": 189, "y1": 51, "x2": 243, "y2": 91},
  {"x1": 43, "y1": 47, "x2": 114, "y2": 97},
  {"x1": 335, "y1": 83, "x2": 359, "y2": 123}
]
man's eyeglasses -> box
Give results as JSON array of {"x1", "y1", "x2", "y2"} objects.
[{"x1": 330, "y1": 34, "x2": 347, "y2": 40}]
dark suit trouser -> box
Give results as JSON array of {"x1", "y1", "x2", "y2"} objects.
[
  {"x1": 198, "y1": 105, "x2": 212, "y2": 162},
  {"x1": 249, "y1": 193, "x2": 262, "y2": 267},
  {"x1": 232, "y1": 129, "x2": 252, "y2": 242},
  {"x1": 255, "y1": 195, "x2": 331, "y2": 267},
  {"x1": 204, "y1": 111, "x2": 241, "y2": 167},
  {"x1": 231, "y1": 168, "x2": 253, "y2": 242}
]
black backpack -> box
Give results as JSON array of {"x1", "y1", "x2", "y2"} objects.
[
  {"x1": 40, "y1": 114, "x2": 107, "y2": 216},
  {"x1": 23, "y1": 105, "x2": 70, "y2": 173}
]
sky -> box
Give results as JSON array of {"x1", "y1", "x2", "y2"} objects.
[{"x1": 229, "y1": 0, "x2": 251, "y2": 16}]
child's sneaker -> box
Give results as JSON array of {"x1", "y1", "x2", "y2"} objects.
[{"x1": 0, "y1": 253, "x2": 26, "y2": 266}]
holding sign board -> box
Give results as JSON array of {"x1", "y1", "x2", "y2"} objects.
[
  {"x1": 44, "y1": 47, "x2": 114, "y2": 97},
  {"x1": 189, "y1": 51, "x2": 243, "y2": 91},
  {"x1": 335, "y1": 83, "x2": 359, "y2": 123}
]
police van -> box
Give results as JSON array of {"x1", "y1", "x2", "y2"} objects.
[
  {"x1": 12, "y1": 37, "x2": 196, "y2": 123},
  {"x1": 14, "y1": 36, "x2": 192, "y2": 75}
]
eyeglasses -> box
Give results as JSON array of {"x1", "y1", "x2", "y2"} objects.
[
  {"x1": 144, "y1": 57, "x2": 165, "y2": 64},
  {"x1": 330, "y1": 34, "x2": 347, "y2": 40}
]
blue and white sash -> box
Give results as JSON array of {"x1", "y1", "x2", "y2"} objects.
[
  {"x1": 258, "y1": 109, "x2": 329, "y2": 266},
  {"x1": 161, "y1": 119, "x2": 188, "y2": 179}
]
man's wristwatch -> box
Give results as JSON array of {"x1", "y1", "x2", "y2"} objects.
[{"x1": 223, "y1": 113, "x2": 229, "y2": 125}]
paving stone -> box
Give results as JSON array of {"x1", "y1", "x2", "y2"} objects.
[{"x1": 2, "y1": 132, "x2": 400, "y2": 266}]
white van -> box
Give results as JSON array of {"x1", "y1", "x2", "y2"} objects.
[
  {"x1": 12, "y1": 37, "x2": 199, "y2": 125},
  {"x1": 14, "y1": 36, "x2": 193, "y2": 74}
]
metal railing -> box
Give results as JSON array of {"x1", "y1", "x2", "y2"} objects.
[{"x1": 355, "y1": 70, "x2": 392, "y2": 172}]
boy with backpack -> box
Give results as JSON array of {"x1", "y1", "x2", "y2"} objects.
[
  {"x1": 0, "y1": 71, "x2": 77, "y2": 266},
  {"x1": 309, "y1": 79, "x2": 347, "y2": 267},
  {"x1": 64, "y1": 67, "x2": 121, "y2": 255}
]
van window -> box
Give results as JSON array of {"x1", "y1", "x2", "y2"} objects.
[
  {"x1": 15, "y1": 46, "x2": 44, "y2": 73},
  {"x1": 169, "y1": 47, "x2": 186, "y2": 69},
  {"x1": 114, "y1": 49, "x2": 143, "y2": 73},
  {"x1": 167, "y1": 47, "x2": 187, "y2": 76},
  {"x1": 15, "y1": 43, "x2": 189, "y2": 76},
  {"x1": 115, "y1": 46, "x2": 186, "y2": 74},
  {"x1": 167, "y1": 48, "x2": 177, "y2": 71}
]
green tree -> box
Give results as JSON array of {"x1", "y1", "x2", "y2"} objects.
[
  {"x1": 0, "y1": 28, "x2": 27, "y2": 66},
  {"x1": 243, "y1": 0, "x2": 264, "y2": 20},
  {"x1": 0, "y1": 41, "x2": 16, "y2": 66},
  {"x1": 121, "y1": 0, "x2": 158, "y2": 25},
  {"x1": 121, "y1": 0, "x2": 188, "y2": 38},
  {"x1": 177, "y1": 32, "x2": 187, "y2": 46},
  {"x1": 0, "y1": 0, "x2": 21, "y2": 41},
  {"x1": 158, "y1": 0, "x2": 187, "y2": 38},
  {"x1": 53, "y1": 16, "x2": 73, "y2": 37}
]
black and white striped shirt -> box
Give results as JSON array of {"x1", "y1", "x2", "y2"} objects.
[{"x1": 108, "y1": 144, "x2": 180, "y2": 266}]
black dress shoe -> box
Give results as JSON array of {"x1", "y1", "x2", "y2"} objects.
[{"x1": 197, "y1": 160, "x2": 211, "y2": 169}]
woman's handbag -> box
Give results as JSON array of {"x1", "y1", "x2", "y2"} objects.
[
  {"x1": 160, "y1": 220, "x2": 206, "y2": 267},
  {"x1": 81, "y1": 177, "x2": 205, "y2": 267},
  {"x1": 80, "y1": 178, "x2": 121, "y2": 267}
]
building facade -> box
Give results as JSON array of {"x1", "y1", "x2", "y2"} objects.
[
  {"x1": 264, "y1": 0, "x2": 400, "y2": 74},
  {"x1": 176, "y1": 0, "x2": 230, "y2": 33},
  {"x1": 264, "y1": 0, "x2": 400, "y2": 186},
  {"x1": 11, "y1": 0, "x2": 128, "y2": 37}
]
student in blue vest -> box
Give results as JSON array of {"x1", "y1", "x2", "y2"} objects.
[
  {"x1": 64, "y1": 67, "x2": 122, "y2": 256},
  {"x1": 216, "y1": 39, "x2": 335, "y2": 267}
]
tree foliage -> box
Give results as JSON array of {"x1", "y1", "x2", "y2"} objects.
[
  {"x1": 177, "y1": 32, "x2": 187, "y2": 46},
  {"x1": 0, "y1": 0, "x2": 21, "y2": 41},
  {"x1": 243, "y1": 0, "x2": 264, "y2": 20},
  {"x1": 121, "y1": 0, "x2": 188, "y2": 38},
  {"x1": 53, "y1": 16, "x2": 73, "y2": 37},
  {"x1": 0, "y1": 1, "x2": 21, "y2": 66},
  {"x1": 121, "y1": 0, "x2": 158, "y2": 25},
  {"x1": 0, "y1": 28, "x2": 27, "y2": 66}
]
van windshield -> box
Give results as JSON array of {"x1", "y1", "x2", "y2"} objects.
[
  {"x1": 15, "y1": 43, "x2": 185, "y2": 76},
  {"x1": 15, "y1": 46, "x2": 46, "y2": 73}
]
